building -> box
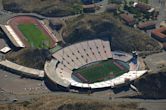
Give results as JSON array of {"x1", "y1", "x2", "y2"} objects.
[
  {"x1": 138, "y1": 21, "x2": 156, "y2": 30},
  {"x1": 44, "y1": 39, "x2": 147, "y2": 89},
  {"x1": 81, "y1": 0, "x2": 103, "y2": 5},
  {"x1": 106, "y1": 4, "x2": 118, "y2": 12},
  {"x1": 160, "y1": 21, "x2": 166, "y2": 27},
  {"x1": 120, "y1": 13, "x2": 135, "y2": 26},
  {"x1": 0, "y1": 38, "x2": 11, "y2": 53},
  {"x1": 83, "y1": 4, "x2": 96, "y2": 13},
  {"x1": 133, "y1": 2, "x2": 154, "y2": 13},
  {"x1": 151, "y1": 27, "x2": 166, "y2": 42}
]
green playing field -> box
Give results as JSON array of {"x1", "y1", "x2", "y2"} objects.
[
  {"x1": 18, "y1": 24, "x2": 51, "y2": 48},
  {"x1": 73, "y1": 59, "x2": 129, "y2": 83}
]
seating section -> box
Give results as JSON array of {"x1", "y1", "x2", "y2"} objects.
[
  {"x1": 52, "y1": 39, "x2": 112, "y2": 72},
  {"x1": 45, "y1": 39, "x2": 147, "y2": 88}
]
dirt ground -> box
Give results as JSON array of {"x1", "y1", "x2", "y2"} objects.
[{"x1": 145, "y1": 51, "x2": 166, "y2": 73}]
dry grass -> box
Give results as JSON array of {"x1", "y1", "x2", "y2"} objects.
[
  {"x1": 0, "y1": 94, "x2": 143, "y2": 110},
  {"x1": 63, "y1": 13, "x2": 161, "y2": 52},
  {"x1": 2, "y1": 0, "x2": 81, "y2": 17}
]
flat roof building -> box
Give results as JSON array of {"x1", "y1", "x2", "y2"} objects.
[
  {"x1": 120, "y1": 13, "x2": 135, "y2": 26},
  {"x1": 151, "y1": 27, "x2": 166, "y2": 42},
  {"x1": 83, "y1": 4, "x2": 96, "y2": 13},
  {"x1": 133, "y1": 2, "x2": 154, "y2": 13},
  {"x1": 138, "y1": 21, "x2": 156, "y2": 30},
  {"x1": 106, "y1": 4, "x2": 118, "y2": 12}
]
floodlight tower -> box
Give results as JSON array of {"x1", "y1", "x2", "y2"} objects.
[{"x1": 132, "y1": 51, "x2": 138, "y2": 64}]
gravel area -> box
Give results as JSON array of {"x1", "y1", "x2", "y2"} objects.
[{"x1": 145, "y1": 51, "x2": 166, "y2": 73}]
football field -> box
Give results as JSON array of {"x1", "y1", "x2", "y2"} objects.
[
  {"x1": 18, "y1": 24, "x2": 51, "y2": 48},
  {"x1": 74, "y1": 59, "x2": 129, "y2": 83}
]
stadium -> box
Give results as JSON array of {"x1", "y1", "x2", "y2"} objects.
[
  {"x1": 1, "y1": 16, "x2": 57, "y2": 48},
  {"x1": 45, "y1": 39, "x2": 147, "y2": 89}
]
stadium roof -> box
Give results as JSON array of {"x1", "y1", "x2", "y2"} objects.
[
  {"x1": 0, "y1": 25, "x2": 25, "y2": 47},
  {"x1": 45, "y1": 39, "x2": 147, "y2": 89}
]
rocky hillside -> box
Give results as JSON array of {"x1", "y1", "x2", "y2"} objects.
[
  {"x1": 5, "y1": 48, "x2": 51, "y2": 70},
  {"x1": 2, "y1": 0, "x2": 82, "y2": 17},
  {"x1": 63, "y1": 13, "x2": 161, "y2": 52},
  {"x1": 0, "y1": 95, "x2": 144, "y2": 110},
  {"x1": 134, "y1": 69, "x2": 166, "y2": 99}
]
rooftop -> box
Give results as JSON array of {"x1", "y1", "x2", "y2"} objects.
[
  {"x1": 152, "y1": 27, "x2": 166, "y2": 39},
  {"x1": 120, "y1": 13, "x2": 135, "y2": 25},
  {"x1": 83, "y1": 4, "x2": 96, "y2": 8},
  {"x1": 138, "y1": 21, "x2": 156, "y2": 29},
  {"x1": 133, "y1": 2, "x2": 153, "y2": 12},
  {"x1": 106, "y1": 3, "x2": 118, "y2": 11}
]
